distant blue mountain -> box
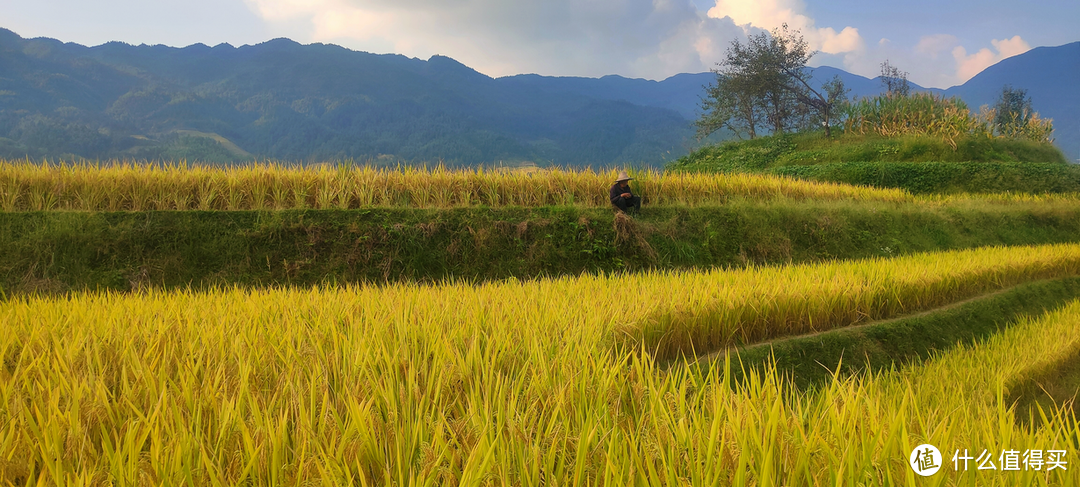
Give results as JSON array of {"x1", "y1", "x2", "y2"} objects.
[
  {"x1": 943, "y1": 42, "x2": 1080, "y2": 163},
  {"x1": 806, "y1": 66, "x2": 941, "y2": 99},
  {"x1": 499, "y1": 72, "x2": 713, "y2": 120},
  {"x1": 0, "y1": 29, "x2": 692, "y2": 167},
  {"x1": 0, "y1": 27, "x2": 1075, "y2": 165}
]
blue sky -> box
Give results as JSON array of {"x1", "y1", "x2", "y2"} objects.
[{"x1": 2, "y1": 0, "x2": 1077, "y2": 88}]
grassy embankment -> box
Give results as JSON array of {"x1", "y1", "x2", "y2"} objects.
[
  {"x1": 714, "y1": 276, "x2": 1080, "y2": 388},
  {"x1": 4, "y1": 244, "x2": 1080, "y2": 485},
  {"x1": 5, "y1": 201, "x2": 1080, "y2": 295},
  {"x1": 669, "y1": 132, "x2": 1077, "y2": 194}
]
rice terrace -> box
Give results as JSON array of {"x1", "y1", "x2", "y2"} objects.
[
  {"x1": 3, "y1": 5, "x2": 1080, "y2": 485},
  {"x1": 3, "y1": 150, "x2": 1080, "y2": 485}
]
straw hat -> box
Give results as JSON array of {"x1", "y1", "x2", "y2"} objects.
[{"x1": 615, "y1": 170, "x2": 633, "y2": 182}]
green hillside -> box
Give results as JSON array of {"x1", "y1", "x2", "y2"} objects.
[{"x1": 669, "y1": 132, "x2": 1073, "y2": 194}]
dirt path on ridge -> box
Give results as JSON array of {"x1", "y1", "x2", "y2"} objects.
[{"x1": 691, "y1": 281, "x2": 1038, "y2": 366}]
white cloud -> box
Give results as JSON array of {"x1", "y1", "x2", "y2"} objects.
[
  {"x1": 820, "y1": 33, "x2": 1033, "y2": 89},
  {"x1": 992, "y1": 35, "x2": 1031, "y2": 59},
  {"x1": 952, "y1": 35, "x2": 1030, "y2": 83},
  {"x1": 706, "y1": 0, "x2": 864, "y2": 54},
  {"x1": 243, "y1": 0, "x2": 750, "y2": 79},
  {"x1": 241, "y1": 0, "x2": 1036, "y2": 91},
  {"x1": 914, "y1": 34, "x2": 957, "y2": 59},
  {"x1": 242, "y1": 0, "x2": 872, "y2": 79}
]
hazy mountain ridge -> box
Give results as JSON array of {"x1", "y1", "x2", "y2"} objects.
[
  {"x1": 0, "y1": 30, "x2": 692, "y2": 166},
  {"x1": 0, "y1": 28, "x2": 1075, "y2": 165}
]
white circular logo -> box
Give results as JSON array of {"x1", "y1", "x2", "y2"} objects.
[{"x1": 909, "y1": 444, "x2": 943, "y2": 476}]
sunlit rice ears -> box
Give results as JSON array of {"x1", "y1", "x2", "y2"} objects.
[
  {"x1": 2, "y1": 244, "x2": 1080, "y2": 484},
  {"x1": 0, "y1": 160, "x2": 911, "y2": 212}
]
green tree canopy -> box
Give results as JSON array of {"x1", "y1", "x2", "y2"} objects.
[
  {"x1": 696, "y1": 24, "x2": 847, "y2": 140},
  {"x1": 993, "y1": 85, "x2": 1034, "y2": 137}
]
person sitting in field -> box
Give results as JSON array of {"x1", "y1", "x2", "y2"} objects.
[{"x1": 609, "y1": 171, "x2": 641, "y2": 214}]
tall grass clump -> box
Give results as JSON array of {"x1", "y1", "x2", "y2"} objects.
[
  {"x1": 986, "y1": 106, "x2": 1056, "y2": 143},
  {"x1": 0, "y1": 160, "x2": 911, "y2": 212},
  {"x1": 845, "y1": 92, "x2": 1055, "y2": 149},
  {"x1": 3, "y1": 244, "x2": 1080, "y2": 484}
]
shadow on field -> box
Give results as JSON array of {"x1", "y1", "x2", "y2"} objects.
[
  {"x1": 687, "y1": 277, "x2": 1080, "y2": 392},
  {"x1": 1007, "y1": 349, "x2": 1080, "y2": 429}
]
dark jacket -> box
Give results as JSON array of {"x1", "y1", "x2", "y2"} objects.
[{"x1": 610, "y1": 182, "x2": 632, "y2": 203}]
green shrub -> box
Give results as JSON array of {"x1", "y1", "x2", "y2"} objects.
[
  {"x1": 768, "y1": 161, "x2": 1080, "y2": 194},
  {"x1": 844, "y1": 92, "x2": 1055, "y2": 148}
]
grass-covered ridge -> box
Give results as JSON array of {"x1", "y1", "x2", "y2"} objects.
[
  {"x1": 669, "y1": 132, "x2": 1074, "y2": 193},
  {"x1": 5, "y1": 198, "x2": 1080, "y2": 295},
  {"x1": 769, "y1": 161, "x2": 1080, "y2": 194},
  {"x1": 672, "y1": 132, "x2": 1068, "y2": 171}
]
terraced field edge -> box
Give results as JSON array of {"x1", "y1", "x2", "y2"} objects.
[
  {"x1": 4, "y1": 203, "x2": 1080, "y2": 294},
  {"x1": 706, "y1": 277, "x2": 1080, "y2": 389}
]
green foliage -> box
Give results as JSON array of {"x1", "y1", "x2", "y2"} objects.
[
  {"x1": 769, "y1": 161, "x2": 1080, "y2": 194},
  {"x1": 798, "y1": 75, "x2": 848, "y2": 137},
  {"x1": 671, "y1": 127, "x2": 1073, "y2": 194},
  {"x1": 5, "y1": 202, "x2": 1080, "y2": 294},
  {"x1": 673, "y1": 134, "x2": 798, "y2": 172},
  {"x1": 670, "y1": 131, "x2": 1069, "y2": 189},
  {"x1": 696, "y1": 74, "x2": 764, "y2": 140},
  {"x1": 697, "y1": 24, "x2": 846, "y2": 139},
  {"x1": 984, "y1": 85, "x2": 1056, "y2": 144},
  {"x1": 878, "y1": 60, "x2": 911, "y2": 98},
  {"x1": 844, "y1": 91, "x2": 1056, "y2": 148},
  {"x1": 993, "y1": 85, "x2": 1034, "y2": 136},
  {"x1": 844, "y1": 92, "x2": 984, "y2": 148},
  {"x1": 674, "y1": 131, "x2": 1065, "y2": 169},
  {"x1": 126, "y1": 134, "x2": 247, "y2": 163}
]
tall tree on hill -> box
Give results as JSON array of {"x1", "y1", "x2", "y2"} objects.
[
  {"x1": 793, "y1": 76, "x2": 849, "y2": 137},
  {"x1": 696, "y1": 26, "x2": 798, "y2": 140},
  {"x1": 696, "y1": 72, "x2": 764, "y2": 140},
  {"x1": 879, "y1": 60, "x2": 911, "y2": 98},
  {"x1": 697, "y1": 24, "x2": 848, "y2": 139},
  {"x1": 993, "y1": 85, "x2": 1034, "y2": 137},
  {"x1": 767, "y1": 25, "x2": 849, "y2": 138}
]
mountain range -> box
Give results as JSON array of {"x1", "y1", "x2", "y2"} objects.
[{"x1": 0, "y1": 28, "x2": 1076, "y2": 166}]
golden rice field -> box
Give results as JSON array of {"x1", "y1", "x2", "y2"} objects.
[
  {"x1": 3, "y1": 244, "x2": 1080, "y2": 485},
  {"x1": 0, "y1": 160, "x2": 912, "y2": 212}
]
